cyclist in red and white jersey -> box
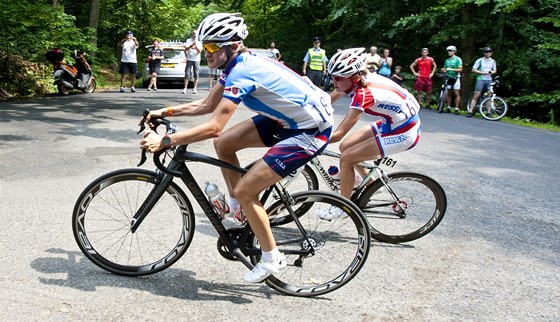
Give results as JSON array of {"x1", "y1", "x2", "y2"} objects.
[{"x1": 321, "y1": 48, "x2": 421, "y2": 219}]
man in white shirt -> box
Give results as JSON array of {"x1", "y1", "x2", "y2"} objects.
[
  {"x1": 183, "y1": 30, "x2": 203, "y2": 94},
  {"x1": 119, "y1": 31, "x2": 139, "y2": 92},
  {"x1": 269, "y1": 42, "x2": 281, "y2": 61}
]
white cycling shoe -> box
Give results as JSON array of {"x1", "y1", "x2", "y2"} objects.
[
  {"x1": 244, "y1": 254, "x2": 287, "y2": 283},
  {"x1": 316, "y1": 207, "x2": 345, "y2": 221}
]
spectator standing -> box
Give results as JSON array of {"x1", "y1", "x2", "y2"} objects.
[
  {"x1": 119, "y1": 31, "x2": 139, "y2": 92},
  {"x1": 467, "y1": 47, "x2": 497, "y2": 117},
  {"x1": 183, "y1": 30, "x2": 203, "y2": 94},
  {"x1": 146, "y1": 39, "x2": 164, "y2": 91},
  {"x1": 377, "y1": 48, "x2": 393, "y2": 78},
  {"x1": 208, "y1": 67, "x2": 219, "y2": 90},
  {"x1": 365, "y1": 46, "x2": 381, "y2": 73},
  {"x1": 302, "y1": 37, "x2": 328, "y2": 87},
  {"x1": 441, "y1": 45, "x2": 463, "y2": 114},
  {"x1": 391, "y1": 65, "x2": 404, "y2": 86},
  {"x1": 269, "y1": 42, "x2": 281, "y2": 61},
  {"x1": 410, "y1": 47, "x2": 437, "y2": 109}
]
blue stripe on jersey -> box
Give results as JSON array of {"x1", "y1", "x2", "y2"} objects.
[{"x1": 220, "y1": 52, "x2": 328, "y2": 129}]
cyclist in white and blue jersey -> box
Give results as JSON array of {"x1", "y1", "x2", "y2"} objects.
[{"x1": 141, "y1": 13, "x2": 333, "y2": 283}]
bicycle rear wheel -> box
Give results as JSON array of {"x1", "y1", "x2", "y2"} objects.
[
  {"x1": 479, "y1": 96, "x2": 508, "y2": 121},
  {"x1": 252, "y1": 191, "x2": 371, "y2": 297},
  {"x1": 355, "y1": 172, "x2": 446, "y2": 243},
  {"x1": 263, "y1": 164, "x2": 318, "y2": 226},
  {"x1": 72, "y1": 169, "x2": 196, "y2": 276}
]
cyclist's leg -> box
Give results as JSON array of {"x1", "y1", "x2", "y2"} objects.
[
  {"x1": 453, "y1": 79, "x2": 461, "y2": 112},
  {"x1": 339, "y1": 124, "x2": 381, "y2": 199},
  {"x1": 446, "y1": 84, "x2": 453, "y2": 109},
  {"x1": 213, "y1": 116, "x2": 267, "y2": 197},
  {"x1": 234, "y1": 160, "x2": 282, "y2": 252},
  {"x1": 470, "y1": 91, "x2": 481, "y2": 113},
  {"x1": 234, "y1": 127, "x2": 330, "y2": 281}
]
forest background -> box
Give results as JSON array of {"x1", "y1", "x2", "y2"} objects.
[{"x1": 0, "y1": 0, "x2": 558, "y2": 124}]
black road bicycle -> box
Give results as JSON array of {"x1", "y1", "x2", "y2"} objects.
[
  {"x1": 72, "y1": 110, "x2": 371, "y2": 297},
  {"x1": 267, "y1": 151, "x2": 447, "y2": 244}
]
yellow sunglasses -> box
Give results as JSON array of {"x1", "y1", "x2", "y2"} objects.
[{"x1": 203, "y1": 43, "x2": 225, "y2": 54}]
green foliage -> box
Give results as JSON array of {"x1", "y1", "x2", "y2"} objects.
[
  {"x1": 1, "y1": 0, "x2": 559, "y2": 126},
  {"x1": 0, "y1": 0, "x2": 95, "y2": 62}
]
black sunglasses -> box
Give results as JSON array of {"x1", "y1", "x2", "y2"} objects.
[
  {"x1": 447, "y1": 50, "x2": 454, "y2": 52},
  {"x1": 484, "y1": 50, "x2": 493, "y2": 53}
]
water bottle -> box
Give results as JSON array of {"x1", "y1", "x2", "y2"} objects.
[
  {"x1": 328, "y1": 165, "x2": 340, "y2": 188},
  {"x1": 204, "y1": 182, "x2": 230, "y2": 218}
]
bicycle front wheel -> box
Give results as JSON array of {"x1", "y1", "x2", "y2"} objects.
[
  {"x1": 479, "y1": 96, "x2": 508, "y2": 121},
  {"x1": 437, "y1": 87, "x2": 447, "y2": 112},
  {"x1": 355, "y1": 172, "x2": 446, "y2": 243},
  {"x1": 253, "y1": 191, "x2": 371, "y2": 297},
  {"x1": 72, "y1": 169, "x2": 196, "y2": 276}
]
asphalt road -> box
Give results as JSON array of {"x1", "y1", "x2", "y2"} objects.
[{"x1": 1, "y1": 81, "x2": 559, "y2": 321}]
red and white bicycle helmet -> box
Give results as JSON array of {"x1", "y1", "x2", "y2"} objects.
[
  {"x1": 197, "y1": 13, "x2": 249, "y2": 42},
  {"x1": 327, "y1": 47, "x2": 367, "y2": 78}
]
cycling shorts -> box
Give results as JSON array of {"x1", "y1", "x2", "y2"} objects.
[
  {"x1": 371, "y1": 115, "x2": 421, "y2": 158},
  {"x1": 413, "y1": 77, "x2": 433, "y2": 92},
  {"x1": 474, "y1": 79, "x2": 491, "y2": 93},
  {"x1": 252, "y1": 115, "x2": 331, "y2": 178},
  {"x1": 446, "y1": 78, "x2": 461, "y2": 90}
]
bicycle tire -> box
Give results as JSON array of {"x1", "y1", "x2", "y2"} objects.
[
  {"x1": 437, "y1": 87, "x2": 447, "y2": 112},
  {"x1": 72, "y1": 169, "x2": 196, "y2": 276},
  {"x1": 355, "y1": 172, "x2": 446, "y2": 243},
  {"x1": 251, "y1": 191, "x2": 371, "y2": 297},
  {"x1": 479, "y1": 96, "x2": 508, "y2": 121},
  {"x1": 265, "y1": 164, "x2": 318, "y2": 226},
  {"x1": 467, "y1": 92, "x2": 475, "y2": 113}
]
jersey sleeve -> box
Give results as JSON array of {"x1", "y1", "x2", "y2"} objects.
[
  {"x1": 220, "y1": 62, "x2": 256, "y2": 104},
  {"x1": 349, "y1": 88, "x2": 372, "y2": 112}
]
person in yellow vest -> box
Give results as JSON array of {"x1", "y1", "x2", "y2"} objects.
[{"x1": 302, "y1": 37, "x2": 328, "y2": 87}]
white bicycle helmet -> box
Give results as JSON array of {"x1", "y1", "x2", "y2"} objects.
[
  {"x1": 197, "y1": 13, "x2": 248, "y2": 42},
  {"x1": 327, "y1": 47, "x2": 367, "y2": 77},
  {"x1": 446, "y1": 45, "x2": 457, "y2": 51}
]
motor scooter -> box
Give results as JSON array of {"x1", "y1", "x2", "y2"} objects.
[{"x1": 45, "y1": 49, "x2": 96, "y2": 95}]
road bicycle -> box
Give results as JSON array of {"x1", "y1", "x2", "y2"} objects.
[
  {"x1": 436, "y1": 74, "x2": 451, "y2": 113},
  {"x1": 266, "y1": 150, "x2": 447, "y2": 244},
  {"x1": 467, "y1": 76, "x2": 508, "y2": 121},
  {"x1": 72, "y1": 110, "x2": 371, "y2": 297}
]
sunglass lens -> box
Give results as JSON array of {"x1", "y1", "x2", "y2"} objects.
[{"x1": 204, "y1": 43, "x2": 221, "y2": 53}]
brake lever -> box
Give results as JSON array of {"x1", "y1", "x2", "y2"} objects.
[
  {"x1": 137, "y1": 109, "x2": 177, "y2": 167},
  {"x1": 138, "y1": 109, "x2": 151, "y2": 166}
]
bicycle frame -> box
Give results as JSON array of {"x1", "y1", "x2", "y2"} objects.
[
  {"x1": 130, "y1": 145, "x2": 315, "y2": 270},
  {"x1": 309, "y1": 150, "x2": 399, "y2": 202}
]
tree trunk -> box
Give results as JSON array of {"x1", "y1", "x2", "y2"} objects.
[
  {"x1": 460, "y1": 3, "x2": 476, "y2": 110},
  {"x1": 89, "y1": 0, "x2": 100, "y2": 57}
]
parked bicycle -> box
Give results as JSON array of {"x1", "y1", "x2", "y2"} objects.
[
  {"x1": 436, "y1": 73, "x2": 452, "y2": 113},
  {"x1": 265, "y1": 150, "x2": 447, "y2": 244},
  {"x1": 72, "y1": 110, "x2": 371, "y2": 297},
  {"x1": 467, "y1": 76, "x2": 508, "y2": 121}
]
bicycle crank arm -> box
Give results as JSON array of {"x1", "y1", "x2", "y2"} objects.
[{"x1": 231, "y1": 248, "x2": 254, "y2": 270}]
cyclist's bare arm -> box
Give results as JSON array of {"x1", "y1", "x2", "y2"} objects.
[
  {"x1": 141, "y1": 92, "x2": 237, "y2": 152},
  {"x1": 330, "y1": 90, "x2": 346, "y2": 104},
  {"x1": 149, "y1": 83, "x2": 225, "y2": 120},
  {"x1": 330, "y1": 108, "x2": 362, "y2": 143},
  {"x1": 164, "y1": 97, "x2": 237, "y2": 146}
]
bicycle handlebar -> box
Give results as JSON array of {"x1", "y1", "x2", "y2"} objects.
[{"x1": 137, "y1": 108, "x2": 178, "y2": 168}]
